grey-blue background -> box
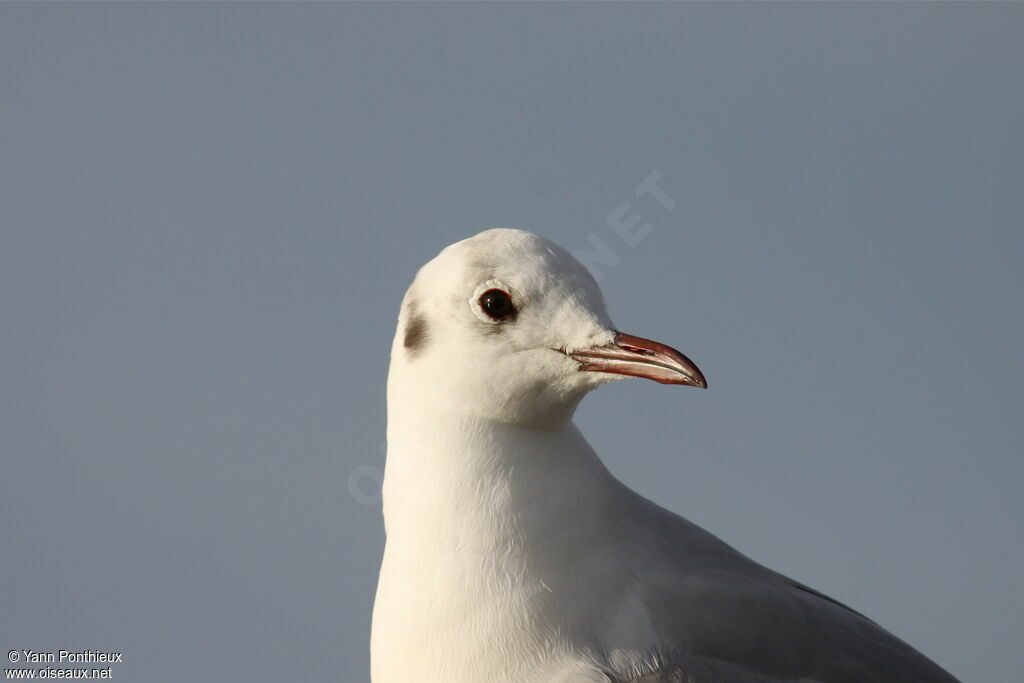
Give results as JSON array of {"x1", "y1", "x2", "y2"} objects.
[{"x1": 2, "y1": 4, "x2": 1021, "y2": 681}]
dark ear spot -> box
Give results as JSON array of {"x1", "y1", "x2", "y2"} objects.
[{"x1": 403, "y1": 306, "x2": 429, "y2": 358}]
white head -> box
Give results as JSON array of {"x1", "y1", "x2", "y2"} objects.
[{"x1": 388, "y1": 229, "x2": 705, "y2": 429}]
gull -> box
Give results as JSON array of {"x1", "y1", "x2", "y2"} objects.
[{"x1": 371, "y1": 229, "x2": 957, "y2": 683}]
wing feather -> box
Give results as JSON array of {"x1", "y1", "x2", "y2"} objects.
[{"x1": 597, "y1": 485, "x2": 959, "y2": 683}]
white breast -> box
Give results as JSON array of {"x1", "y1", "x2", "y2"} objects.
[{"x1": 370, "y1": 418, "x2": 660, "y2": 683}]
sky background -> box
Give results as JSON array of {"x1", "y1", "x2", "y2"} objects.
[{"x1": 2, "y1": 4, "x2": 1022, "y2": 681}]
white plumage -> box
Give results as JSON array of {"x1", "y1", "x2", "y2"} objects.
[{"x1": 371, "y1": 229, "x2": 956, "y2": 683}]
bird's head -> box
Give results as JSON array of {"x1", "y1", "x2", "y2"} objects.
[{"x1": 388, "y1": 229, "x2": 705, "y2": 429}]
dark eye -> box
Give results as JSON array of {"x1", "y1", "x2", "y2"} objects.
[{"x1": 479, "y1": 289, "x2": 516, "y2": 320}]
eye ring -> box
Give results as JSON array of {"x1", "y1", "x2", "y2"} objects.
[{"x1": 478, "y1": 288, "x2": 516, "y2": 320}]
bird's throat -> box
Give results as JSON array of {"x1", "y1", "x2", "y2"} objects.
[{"x1": 382, "y1": 411, "x2": 616, "y2": 555}]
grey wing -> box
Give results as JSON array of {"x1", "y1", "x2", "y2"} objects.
[
  {"x1": 604, "y1": 491, "x2": 959, "y2": 683},
  {"x1": 605, "y1": 575, "x2": 958, "y2": 683}
]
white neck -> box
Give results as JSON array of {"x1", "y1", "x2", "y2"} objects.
[
  {"x1": 374, "y1": 372, "x2": 668, "y2": 683},
  {"x1": 375, "y1": 402, "x2": 635, "y2": 682},
  {"x1": 382, "y1": 405, "x2": 617, "y2": 553}
]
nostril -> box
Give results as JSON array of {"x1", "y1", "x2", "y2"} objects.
[{"x1": 623, "y1": 344, "x2": 654, "y2": 355}]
